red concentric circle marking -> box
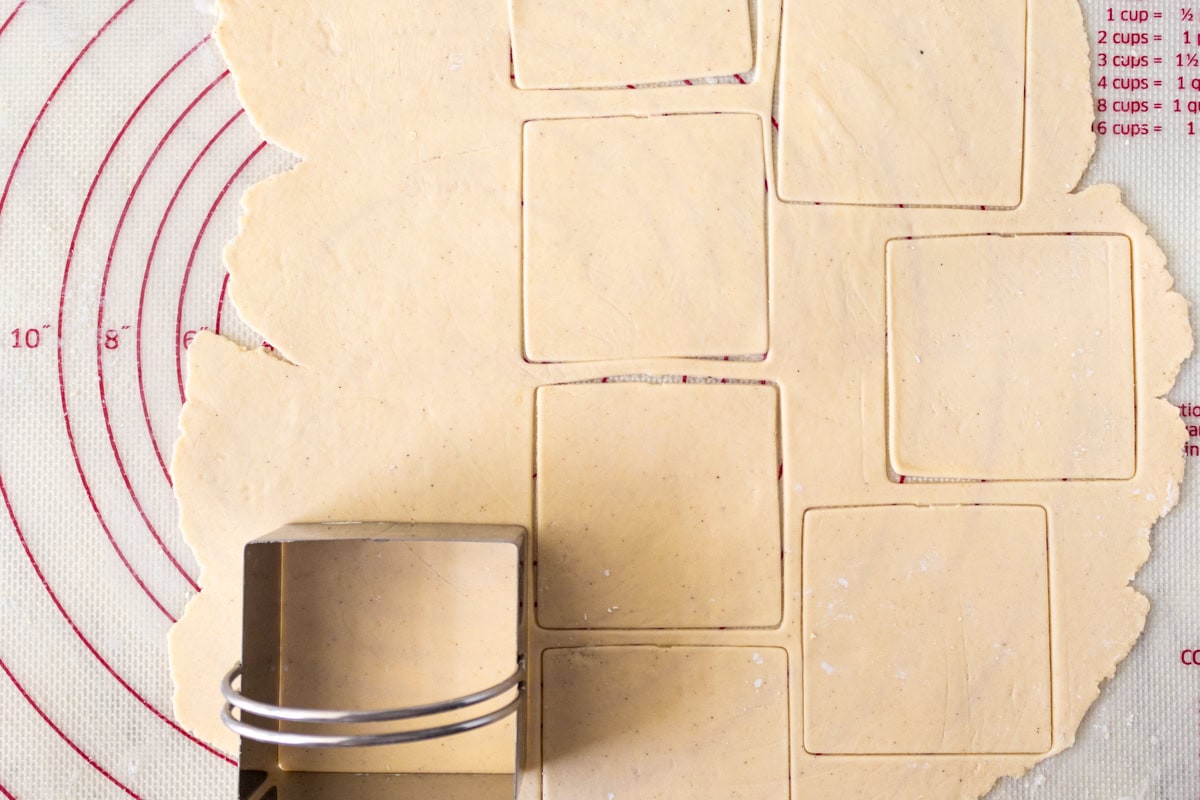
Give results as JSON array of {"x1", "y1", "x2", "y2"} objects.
[
  {"x1": 99, "y1": 70, "x2": 231, "y2": 492},
  {"x1": 0, "y1": 656, "x2": 143, "y2": 799},
  {"x1": 32, "y1": 4, "x2": 182, "y2": 621},
  {"x1": 69, "y1": 39, "x2": 212, "y2": 598},
  {"x1": 136, "y1": 100, "x2": 238, "y2": 489},
  {"x1": 214, "y1": 273, "x2": 231, "y2": 336},
  {"x1": 61, "y1": 268, "x2": 179, "y2": 623},
  {"x1": 137, "y1": 104, "x2": 242, "y2": 438},
  {"x1": 5, "y1": 0, "x2": 176, "y2": 630},
  {"x1": 0, "y1": 1, "x2": 26, "y2": 40},
  {"x1": 0, "y1": 0, "x2": 238, "y2": 772},
  {"x1": 0, "y1": 474, "x2": 235, "y2": 765},
  {"x1": 0, "y1": 0, "x2": 137, "y2": 220},
  {"x1": 176, "y1": 141, "x2": 268, "y2": 402}
]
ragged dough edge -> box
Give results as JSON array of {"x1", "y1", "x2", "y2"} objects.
[
  {"x1": 168, "y1": 330, "x2": 534, "y2": 756},
  {"x1": 1092, "y1": 182, "x2": 1192, "y2": 696},
  {"x1": 171, "y1": 333, "x2": 296, "y2": 566},
  {"x1": 212, "y1": 0, "x2": 311, "y2": 366},
  {"x1": 219, "y1": 165, "x2": 306, "y2": 367},
  {"x1": 169, "y1": 333, "x2": 299, "y2": 755},
  {"x1": 212, "y1": 0, "x2": 312, "y2": 366},
  {"x1": 213, "y1": 0, "x2": 311, "y2": 159},
  {"x1": 1036, "y1": 0, "x2": 1097, "y2": 195},
  {"x1": 978, "y1": 186, "x2": 1193, "y2": 797},
  {"x1": 786, "y1": 186, "x2": 1191, "y2": 799}
]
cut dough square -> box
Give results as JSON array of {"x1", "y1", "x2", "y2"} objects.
[
  {"x1": 510, "y1": 0, "x2": 753, "y2": 89},
  {"x1": 274, "y1": 538, "x2": 519, "y2": 773},
  {"x1": 802, "y1": 505, "x2": 1051, "y2": 755},
  {"x1": 536, "y1": 382, "x2": 781, "y2": 628},
  {"x1": 542, "y1": 647, "x2": 790, "y2": 799},
  {"x1": 887, "y1": 234, "x2": 1136, "y2": 480},
  {"x1": 523, "y1": 114, "x2": 768, "y2": 362},
  {"x1": 776, "y1": 0, "x2": 1026, "y2": 206}
]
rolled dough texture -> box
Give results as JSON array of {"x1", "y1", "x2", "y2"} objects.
[
  {"x1": 509, "y1": 0, "x2": 754, "y2": 89},
  {"x1": 170, "y1": 0, "x2": 1192, "y2": 797}
]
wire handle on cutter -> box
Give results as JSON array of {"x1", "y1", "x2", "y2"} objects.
[{"x1": 219, "y1": 657, "x2": 525, "y2": 748}]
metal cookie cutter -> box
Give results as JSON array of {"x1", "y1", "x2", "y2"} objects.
[{"x1": 221, "y1": 522, "x2": 528, "y2": 800}]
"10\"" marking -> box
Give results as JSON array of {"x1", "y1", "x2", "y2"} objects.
[{"x1": 10, "y1": 325, "x2": 49, "y2": 349}]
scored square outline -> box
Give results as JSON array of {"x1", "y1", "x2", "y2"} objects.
[
  {"x1": 520, "y1": 113, "x2": 773, "y2": 364},
  {"x1": 539, "y1": 644, "x2": 793, "y2": 796},
  {"x1": 506, "y1": 0, "x2": 761, "y2": 91},
  {"x1": 882, "y1": 232, "x2": 1138, "y2": 483},
  {"x1": 532, "y1": 377, "x2": 786, "y2": 631},
  {"x1": 771, "y1": 0, "x2": 1030, "y2": 209},
  {"x1": 798, "y1": 503, "x2": 1054, "y2": 758}
]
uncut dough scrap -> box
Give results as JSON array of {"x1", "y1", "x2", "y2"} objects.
[
  {"x1": 170, "y1": 0, "x2": 1192, "y2": 798},
  {"x1": 510, "y1": 0, "x2": 754, "y2": 89}
]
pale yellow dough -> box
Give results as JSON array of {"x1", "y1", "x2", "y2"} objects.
[
  {"x1": 541, "y1": 647, "x2": 790, "y2": 798},
  {"x1": 803, "y1": 505, "x2": 1051, "y2": 756},
  {"x1": 536, "y1": 381, "x2": 781, "y2": 629},
  {"x1": 170, "y1": 0, "x2": 1192, "y2": 797},
  {"x1": 524, "y1": 114, "x2": 768, "y2": 361},
  {"x1": 888, "y1": 234, "x2": 1136, "y2": 480},
  {"x1": 776, "y1": 0, "x2": 1027, "y2": 206},
  {"x1": 510, "y1": 0, "x2": 754, "y2": 89},
  {"x1": 274, "y1": 538, "x2": 518, "y2": 773}
]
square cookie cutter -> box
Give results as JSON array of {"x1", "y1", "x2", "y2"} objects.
[{"x1": 219, "y1": 522, "x2": 528, "y2": 800}]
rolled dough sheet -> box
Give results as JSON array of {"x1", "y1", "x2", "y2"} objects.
[{"x1": 169, "y1": 0, "x2": 1192, "y2": 797}]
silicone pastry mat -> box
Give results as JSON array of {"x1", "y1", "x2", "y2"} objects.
[{"x1": 0, "y1": 1, "x2": 1196, "y2": 798}]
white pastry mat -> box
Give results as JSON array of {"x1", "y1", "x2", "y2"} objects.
[{"x1": 0, "y1": 1, "x2": 1195, "y2": 798}]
